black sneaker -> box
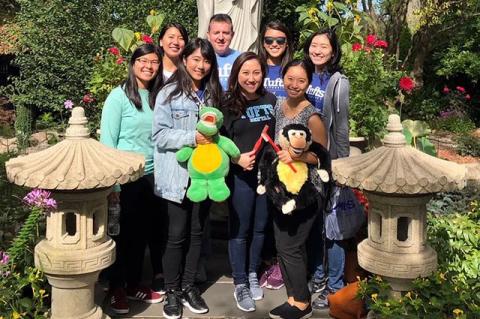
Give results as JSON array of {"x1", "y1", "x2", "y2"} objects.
[
  {"x1": 312, "y1": 288, "x2": 332, "y2": 309},
  {"x1": 181, "y1": 285, "x2": 209, "y2": 314},
  {"x1": 308, "y1": 277, "x2": 327, "y2": 294},
  {"x1": 163, "y1": 290, "x2": 182, "y2": 319},
  {"x1": 269, "y1": 302, "x2": 290, "y2": 318},
  {"x1": 270, "y1": 303, "x2": 312, "y2": 319}
]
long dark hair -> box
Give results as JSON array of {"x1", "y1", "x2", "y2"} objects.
[
  {"x1": 224, "y1": 52, "x2": 267, "y2": 115},
  {"x1": 303, "y1": 28, "x2": 342, "y2": 74},
  {"x1": 158, "y1": 22, "x2": 189, "y2": 53},
  {"x1": 123, "y1": 44, "x2": 163, "y2": 110},
  {"x1": 258, "y1": 21, "x2": 293, "y2": 70},
  {"x1": 164, "y1": 38, "x2": 222, "y2": 107}
]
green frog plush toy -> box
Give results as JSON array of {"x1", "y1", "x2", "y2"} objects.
[{"x1": 176, "y1": 106, "x2": 240, "y2": 202}]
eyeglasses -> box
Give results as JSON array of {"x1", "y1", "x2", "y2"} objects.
[
  {"x1": 136, "y1": 58, "x2": 160, "y2": 66},
  {"x1": 264, "y1": 37, "x2": 287, "y2": 45}
]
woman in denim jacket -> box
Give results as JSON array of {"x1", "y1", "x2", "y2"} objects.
[{"x1": 152, "y1": 38, "x2": 222, "y2": 319}]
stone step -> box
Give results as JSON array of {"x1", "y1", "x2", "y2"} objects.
[{"x1": 95, "y1": 238, "x2": 333, "y2": 318}]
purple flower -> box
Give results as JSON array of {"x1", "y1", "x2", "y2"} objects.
[
  {"x1": 23, "y1": 188, "x2": 57, "y2": 211},
  {"x1": 0, "y1": 251, "x2": 9, "y2": 264},
  {"x1": 64, "y1": 99, "x2": 74, "y2": 109}
]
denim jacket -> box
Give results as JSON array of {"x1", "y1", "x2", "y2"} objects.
[{"x1": 152, "y1": 83, "x2": 199, "y2": 203}]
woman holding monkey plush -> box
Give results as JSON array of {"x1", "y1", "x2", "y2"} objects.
[{"x1": 268, "y1": 59, "x2": 330, "y2": 319}]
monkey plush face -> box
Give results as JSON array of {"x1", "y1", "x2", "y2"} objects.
[
  {"x1": 278, "y1": 124, "x2": 312, "y2": 158},
  {"x1": 196, "y1": 107, "x2": 224, "y2": 137}
]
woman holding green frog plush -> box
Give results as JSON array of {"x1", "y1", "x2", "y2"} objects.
[{"x1": 152, "y1": 38, "x2": 222, "y2": 319}]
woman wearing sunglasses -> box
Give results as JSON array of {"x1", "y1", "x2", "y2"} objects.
[{"x1": 258, "y1": 21, "x2": 293, "y2": 106}]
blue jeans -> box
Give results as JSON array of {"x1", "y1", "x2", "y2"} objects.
[
  {"x1": 228, "y1": 173, "x2": 269, "y2": 285},
  {"x1": 309, "y1": 214, "x2": 346, "y2": 292}
]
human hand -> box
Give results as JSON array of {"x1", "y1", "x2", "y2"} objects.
[
  {"x1": 277, "y1": 150, "x2": 293, "y2": 164},
  {"x1": 195, "y1": 131, "x2": 212, "y2": 145},
  {"x1": 236, "y1": 151, "x2": 256, "y2": 171}
]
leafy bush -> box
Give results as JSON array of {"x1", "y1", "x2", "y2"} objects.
[
  {"x1": 359, "y1": 191, "x2": 480, "y2": 318},
  {"x1": 456, "y1": 134, "x2": 480, "y2": 157},
  {"x1": 433, "y1": 115, "x2": 476, "y2": 135}
]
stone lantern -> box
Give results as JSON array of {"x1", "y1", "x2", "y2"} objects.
[
  {"x1": 332, "y1": 114, "x2": 466, "y2": 296},
  {"x1": 6, "y1": 107, "x2": 144, "y2": 318}
]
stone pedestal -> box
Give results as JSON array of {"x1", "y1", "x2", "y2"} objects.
[
  {"x1": 358, "y1": 192, "x2": 437, "y2": 292},
  {"x1": 34, "y1": 189, "x2": 115, "y2": 319}
]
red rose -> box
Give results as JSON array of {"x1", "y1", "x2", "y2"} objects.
[
  {"x1": 82, "y1": 93, "x2": 94, "y2": 104},
  {"x1": 374, "y1": 40, "x2": 388, "y2": 48},
  {"x1": 442, "y1": 86, "x2": 450, "y2": 94},
  {"x1": 399, "y1": 76, "x2": 415, "y2": 92},
  {"x1": 142, "y1": 34, "x2": 153, "y2": 44},
  {"x1": 465, "y1": 94, "x2": 471, "y2": 100},
  {"x1": 108, "y1": 47, "x2": 120, "y2": 56},
  {"x1": 366, "y1": 34, "x2": 377, "y2": 45},
  {"x1": 116, "y1": 57, "x2": 124, "y2": 65},
  {"x1": 352, "y1": 43, "x2": 362, "y2": 51},
  {"x1": 456, "y1": 86, "x2": 466, "y2": 93}
]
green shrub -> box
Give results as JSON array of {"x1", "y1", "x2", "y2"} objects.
[
  {"x1": 433, "y1": 115, "x2": 476, "y2": 135},
  {"x1": 359, "y1": 192, "x2": 480, "y2": 318},
  {"x1": 456, "y1": 134, "x2": 480, "y2": 157}
]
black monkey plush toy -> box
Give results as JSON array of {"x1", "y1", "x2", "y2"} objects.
[{"x1": 257, "y1": 123, "x2": 331, "y2": 214}]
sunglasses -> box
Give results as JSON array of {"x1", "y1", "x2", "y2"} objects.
[{"x1": 264, "y1": 37, "x2": 287, "y2": 45}]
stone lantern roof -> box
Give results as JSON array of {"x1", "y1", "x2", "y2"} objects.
[
  {"x1": 6, "y1": 107, "x2": 144, "y2": 189},
  {"x1": 333, "y1": 114, "x2": 466, "y2": 194}
]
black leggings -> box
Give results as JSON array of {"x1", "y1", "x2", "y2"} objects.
[
  {"x1": 273, "y1": 203, "x2": 318, "y2": 302},
  {"x1": 109, "y1": 175, "x2": 165, "y2": 288},
  {"x1": 162, "y1": 198, "x2": 210, "y2": 291}
]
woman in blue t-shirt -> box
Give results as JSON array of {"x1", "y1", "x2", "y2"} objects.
[{"x1": 258, "y1": 21, "x2": 293, "y2": 106}]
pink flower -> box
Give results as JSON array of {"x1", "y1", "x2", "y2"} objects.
[
  {"x1": 366, "y1": 34, "x2": 377, "y2": 45},
  {"x1": 116, "y1": 57, "x2": 124, "y2": 65},
  {"x1": 352, "y1": 43, "x2": 362, "y2": 51},
  {"x1": 23, "y1": 189, "x2": 57, "y2": 211},
  {"x1": 108, "y1": 47, "x2": 120, "y2": 56},
  {"x1": 442, "y1": 86, "x2": 450, "y2": 94},
  {"x1": 465, "y1": 94, "x2": 471, "y2": 100},
  {"x1": 0, "y1": 251, "x2": 9, "y2": 264},
  {"x1": 141, "y1": 34, "x2": 153, "y2": 44},
  {"x1": 64, "y1": 99, "x2": 74, "y2": 109},
  {"x1": 399, "y1": 76, "x2": 415, "y2": 92},
  {"x1": 374, "y1": 40, "x2": 388, "y2": 48},
  {"x1": 456, "y1": 86, "x2": 466, "y2": 93}
]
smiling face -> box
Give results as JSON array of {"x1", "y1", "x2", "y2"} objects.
[
  {"x1": 308, "y1": 34, "x2": 333, "y2": 72},
  {"x1": 183, "y1": 48, "x2": 212, "y2": 90},
  {"x1": 207, "y1": 21, "x2": 234, "y2": 56},
  {"x1": 133, "y1": 52, "x2": 161, "y2": 88},
  {"x1": 263, "y1": 28, "x2": 288, "y2": 64},
  {"x1": 160, "y1": 27, "x2": 186, "y2": 60},
  {"x1": 283, "y1": 65, "x2": 309, "y2": 99},
  {"x1": 238, "y1": 58, "x2": 263, "y2": 99}
]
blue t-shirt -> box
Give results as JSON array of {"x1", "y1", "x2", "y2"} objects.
[
  {"x1": 307, "y1": 72, "x2": 331, "y2": 114},
  {"x1": 264, "y1": 65, "x2": 286, "y2": 105},
  {"x1": 217, "y1": 49, "x2": 241, "y2": 91}
]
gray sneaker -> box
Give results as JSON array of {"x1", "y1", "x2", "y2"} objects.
[
  {"x1": 248, "y1": 272, "x2": 264, "y2": 300},
  {"x1": 234, "y1": 284, "x2": 255, "y2": 312}
]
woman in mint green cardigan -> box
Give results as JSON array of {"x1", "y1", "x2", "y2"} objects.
[{"x1": 100, "y1": 44, "x2": 165, "y2": 315}]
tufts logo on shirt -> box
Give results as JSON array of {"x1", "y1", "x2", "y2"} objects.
[
  {"x1": 241, "y1": 104, "x2": 274, "y2": 122},
  {"x1": 307, "y1": 85, "x2": 325, "y2": 98},
  {"x1": 218, "y1": 64, "x2": 233, "y2": 78},
  {"x1": 264, "y1": 77, "x2": 284, "y2": 89}
]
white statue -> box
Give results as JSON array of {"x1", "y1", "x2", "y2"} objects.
[{"x1": 197, "y1": 0, "x2": 263, "y2": 52}]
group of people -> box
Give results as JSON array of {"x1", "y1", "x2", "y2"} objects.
[{"x1": 100, "y1": 13, "x2": 350, "y2": 319}]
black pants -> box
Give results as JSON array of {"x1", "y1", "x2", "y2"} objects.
[
  {"x1": 109, "y1": 175, "x2": 165, "y2": 288},
  {"x1": 273, "y1": 203, "x2": 318, "y2": 302},
  {"x1": 162, "y1": 198, "x2": 210, "y2": 291}
]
